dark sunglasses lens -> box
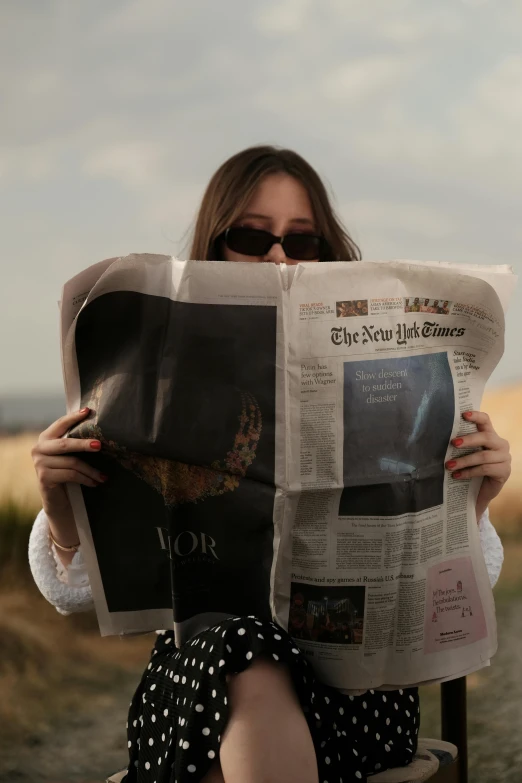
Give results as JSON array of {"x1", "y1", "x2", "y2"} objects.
[
  {"x1": 226, "y1": 228, "x2": 271, "y2": 256},
  {"x1": 284, "y1": 234, "x2": 322, "y2": 260}
]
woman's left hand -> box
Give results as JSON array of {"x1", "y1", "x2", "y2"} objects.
[{"x1": 445, "y1": 410, "x2": 511, "y2": 521}]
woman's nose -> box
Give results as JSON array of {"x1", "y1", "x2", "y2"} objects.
[{"x1": 264, "y1": 241, "x2": 287, "y2": 265}]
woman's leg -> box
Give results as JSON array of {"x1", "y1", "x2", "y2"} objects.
[
  {"x1": 201, "y1": 762, "x2": 225, "y2": 783},
  {"x1": 218, "y1": 658, "x2": 319, "y2": 783}
]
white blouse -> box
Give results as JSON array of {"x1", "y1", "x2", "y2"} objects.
[{"x1": 28, "y1": 507, "x2": 505, "y2": 618}]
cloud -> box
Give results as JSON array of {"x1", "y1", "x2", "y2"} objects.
[
  {"x1": 346, "y1": 200, "x2": 455, "y2": 240},
  {"x1": 254, "y1": 0, "x2": 462, "y2": 43},
  {"x1": 82, "y1": 141, "x2": 167, "y2": 188},
  {"x1": 254, "y1": 0, "x2": 315, "y2": 33},
  {"x1": 93, "y1": 0, "x2": 181, "y2": 37},
  {"x1": 251, "y1": 52, "x2": 417, "y2": 125},
  {"x1": 322, "y1": 56, "x2": 413, "y2": 104},
  {"x1": 137, "y1": 181, "x2": 204, "y2": 233},
  {"x1": 0, "y1": 142, "x2": 58, "y2": 182},
  {"x1": 351, "y1": 102, "x2": 443, "y2": 166},
  {"x1": 453, "y1": 55, "x2": 522, "y2": 162}
]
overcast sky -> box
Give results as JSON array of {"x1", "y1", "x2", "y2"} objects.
[{"x1": 1, "y1": 0, "x2": 521, "y2": 394}]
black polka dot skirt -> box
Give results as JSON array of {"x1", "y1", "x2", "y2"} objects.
[{"x1": 122, "y1": 617, "x2": 419, "y2": 783}]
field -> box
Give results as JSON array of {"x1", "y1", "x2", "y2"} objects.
[
  {"x1": 0, "y1": 384, "x2": 521, "y2": 780},
  {"x1": 0, "y1": 433, "x2": 151, "y2": 779}
]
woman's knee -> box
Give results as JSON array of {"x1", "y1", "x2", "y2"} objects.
[{"x1": 227, "y1": 657, "x2": 296, "y2": 709}]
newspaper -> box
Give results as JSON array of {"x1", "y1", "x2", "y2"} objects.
[{"x1": 60, "y1": 254, "x2": 516, "y2": 690}]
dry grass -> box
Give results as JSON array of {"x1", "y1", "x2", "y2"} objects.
[
  {"x1": 0, "y1": 432, "x2": 41, "y2": 513},
  {"x1": 0, "y1": 583, "x2": 153, "y2": 746},
  {"x1": 0, "y1": 432, "x2": 154, "y2": 744},
  {"x1": 481, "y1": 384, "x2": 522, "y2": 536}
]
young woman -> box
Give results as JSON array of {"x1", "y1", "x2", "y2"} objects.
[{"x1": 29, "y1": 146, "x2": 510, "y2": 783}]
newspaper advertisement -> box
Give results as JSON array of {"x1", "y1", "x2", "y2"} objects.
[{"x1": 60, "y1": 254, "x2": 516, "y2": 689}]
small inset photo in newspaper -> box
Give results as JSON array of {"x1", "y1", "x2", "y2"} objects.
[
  {"x1": 404, "y1": 298, "x2": 451, "y2": 314},
  {"x1": 336, "y1": 300, "x2": 368, "y2": 317},
  {"x1": 340, "y1": 353, "x2": 454, "y2": 517},
  {"x1": 289, "y1": 582, "x2": 365, "y2": 645}
]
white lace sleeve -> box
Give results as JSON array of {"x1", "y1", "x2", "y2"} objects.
[
  {"x1": 28, "y1": 509, "x2": 94, "y2": 615},
  {"x1": 478, "y1": 508, "x2": 504, "y2": 588}
]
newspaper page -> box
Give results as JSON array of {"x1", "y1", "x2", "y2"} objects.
[
  {"x1": 61, "y1": 255, "x2": 286, "y2": 642},
  {"x1": 273, "y1": 260, "x2": 514, "y2": 689},
  {"x1": 60, "y1": 255, "x2": 516, "y2": 689}
]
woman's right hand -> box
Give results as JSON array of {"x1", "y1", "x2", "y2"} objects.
[{"x1": 32, "y1": 407, "x2": 107, "y2": 531}]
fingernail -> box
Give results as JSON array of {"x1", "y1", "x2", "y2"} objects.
[
  {"x1": 453, "y1": 471, "x2": 462, "y2": 479},
  {"x1": 90, "y1": 440, "x2": 102, "y2": 450},
  {"x1": 463, "y1": 411, "x2": 473, "y2": 419},
  {"x1": 446, "y1": 460, "x2": 457, "y2": 469},
  {"x1": 99, "y1": 474, "x2": 109, "y2": 482},
  {"x1": 80, "y1": 407, "x2": 90, "y2": 414},
  {"x1": 453, "y1": 438, "x2": 464, "y2": 447}
]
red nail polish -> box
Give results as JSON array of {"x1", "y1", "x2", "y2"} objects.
[
  {"x1": 463, "y1": 411, "x2": 473, "y2": 419},
  {"x1": 90, "y1": 440, "x2": 101, "y2": 450},
  {"x1": 453, "y1": 471, "x2": 462, "y2": 479},
  {"x1": 80, "y1": 407, "x2": 90, "y2": 414},
  {"x1": 446, "y1": 460, "x2": 457, "y2": 469},
  {"x1": 453, "y1": 438, "x2": 464, "y2": 447}
]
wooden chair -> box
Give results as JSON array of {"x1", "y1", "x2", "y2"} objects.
[
  {"x1": 106, "y1": 678, "x2": 468, "y2": 783},
  {"x1": 372, "y1": 678, "x2": 467, "y2": 783}
]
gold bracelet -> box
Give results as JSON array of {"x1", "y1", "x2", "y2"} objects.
[{"x1": 49, "y1": 529, "x2": 81, "y2": 553}]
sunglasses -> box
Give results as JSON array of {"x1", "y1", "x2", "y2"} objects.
[{"x1": 219, "y1": 226, "x2": 327, "y2": 261}]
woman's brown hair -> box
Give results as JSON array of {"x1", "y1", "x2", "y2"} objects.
[{"x1": 188, "y1": 145, "x2": 361, "y2": 262}]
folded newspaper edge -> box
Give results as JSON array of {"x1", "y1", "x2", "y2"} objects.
[{"x1": 60, "y1": 255, "x2": 517, "y2": 690}]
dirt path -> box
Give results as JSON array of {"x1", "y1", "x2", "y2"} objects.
[{"x1": 0, "y1": 668, "x2": 140, "y2": 783}]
